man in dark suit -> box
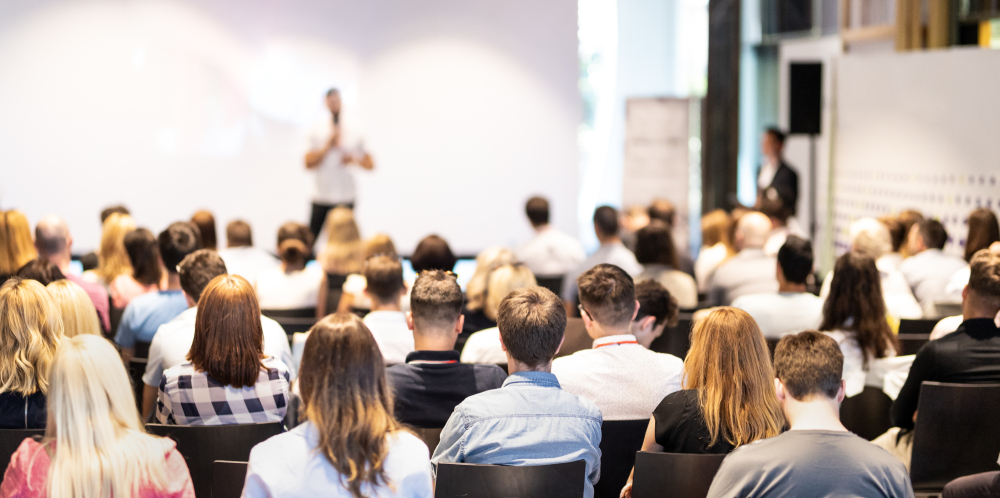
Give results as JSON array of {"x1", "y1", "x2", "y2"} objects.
[{"x1": 756, "y1": 127, "x2": 799, "y2": 215}]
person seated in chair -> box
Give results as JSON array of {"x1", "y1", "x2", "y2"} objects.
[
  {"x1": 361, "y1": 255, "x2": 412, "y2": 365},
  {"x1": 630, "y1": 280, "x2": 680, "y2": 349}
]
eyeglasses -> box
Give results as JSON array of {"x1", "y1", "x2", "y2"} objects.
[{"x1": 577, "y1": 304, "x2": 591, "y2": 320}]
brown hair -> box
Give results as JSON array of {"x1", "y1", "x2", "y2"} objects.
[
  {"x1": 634, "y1": 220, "x2": 680, "y2": 269},
  {"x1": 525, "y1": 197, "x2": 549, "y2": 227},
  {"x1": 965, "y1": 209, "x2": 1000, "y2": 263},
  {"x1": 363, "y1": 255, "x2": 404, "y2": 303},
  {"x1": 410, "y1": 270, "x2": 463, "y2": 329},
  {"x1": 577, "y1": 264, "x2": 635, "y2": 328},
  {"x1": 819, "y1": 252, "x2": 897, "y2": 368},
  {"x1": 187, "y1": 275, "x2": 265, "y2": 388},
  {"x1": 278, "y1": 222, "x2": 314, "y2": 248},
  {"x1": 648, "y1": 198, "x2": 676, "y2": 227},
  {"x1": 879, "y1": 216, "x2": 905, "y2": 253},
  {"x1": 299, "y1": 313, "x2": 400, "y2": 498},
  {"x1": 0, "y1": 210, "x2": 38, "y2": 276},
  {"x1": 123, "y1": 228, "x2": 163, "y2": 287},
  {"x1": 634, "y1": 280, "x2": 679, "y2": 328},
  {"x1": 320, "y1": 208, "x2": 363, "y2": 274},
  {"x1": 190, "y1": 211, "x2": 218, "y2": 251},
  {"x1": 774, "y1": 330, "x2": 844, "y2": 400},
  {"x1": 16, "y1": 259, "x2": 65, "y2": 286},
  {"x1": 484, "y1": 263, "x2": 536, "y2": 321},
  {"x1": 226, "y1": 220, "x2": 253, "y2": 247},
  {"x1": 496, "y1": 286, "x2": 566, "y2": 368},
  {"x1": 897, "y1": 209, "x2": 924, "y2": 257},
  {"x1": 701, "y1": 210, "x2": 734, "y2": 255},
  {"x1": 683, "y1": 307, "x2": 784, "y2": 447},
  {"x1": 363, "y1": 234, "x2": 396, "y2": 260},
  {"x1": 178, "y1": 249, "x2": 228, "y2": 302},
  {"x1": 968, "y1": 249, "x2": 1000, "y2": 310}
]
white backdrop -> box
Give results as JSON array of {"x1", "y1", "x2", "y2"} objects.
[{"x1": 0, "y1": 0, "x2": 580, "y2": 255}]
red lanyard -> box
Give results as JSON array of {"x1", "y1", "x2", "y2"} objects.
[
  {"x1": 409, "y1": 360, "x2": 458, "y2": 364},
  {"x1": 594, "y1": 340, "x2": 638, "y2": 349}
]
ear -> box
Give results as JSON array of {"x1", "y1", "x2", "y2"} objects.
[
  {"x1": 774, "y1": 378, "x2": 786, "y2": 402},
  {"x1": 405, "y1": 311, "x2": 415, "y2": 331},
  {"x1": 836, "y1": 379, "x2": 846, "y2": 403},
  {"x1": 363, "y1": 287, "x2": 372, "y2": 299},
  {"x1": 580, "y1": 306, "x2": 593, "y2": 330},
  {"x1": 66, "y1": 234, "x2": 73, "y2": 251},
  {"x1": 637, "y1": 316, "x2": 657, "y2": 335},
  {"x1": 499, "y1": 333, "x2": 507, "y2": 353},
  {"x1": 454, "y1": 314, "x2": 465, "y2": 336},
  {"x1": 631, "y1": 300, "x2": 640, "y2": 322},
  {"x1": 962, "y1": 284, "x2": 969, "y2": 301}
]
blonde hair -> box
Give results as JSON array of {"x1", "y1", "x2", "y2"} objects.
[
  {"x1": 0, "y1": 210, "x2": 37, "y2": 275},
  {"x1": 95, "y1": 213, "x2": 137, "y2": 284},
  {"x1": 701, "y1": 209, "x2": 735, "y2": 256},
  {"x1": 46, "y1": 280, "x2": 102, "y2": 338},
  {"x1": 484, "y1": 264, "x2": 537, "y2": 321},
  {"x1": 0, "y1": 278, "x2": 63, "y2": 395},
  {"x1": 363, "y1": 233, "x2": 397, "y2": 260},
  {"x1": 683, "y1": 307, "x2": 784, "y2": 447},
  {"x1": 466, "y1": 247, "x2": 515, "y2": 312},
  {"x1": 849, "y1": 218, "x2": 892, "y2": 260},
  {"x1": 319, "y1": 207, "x2": 363, "y2": 274},
  {"x1": 46, "y1": 335, "x2": 170, "y2": 498}
]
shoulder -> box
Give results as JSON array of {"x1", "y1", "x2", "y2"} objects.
[
  {"x1": 260, "y1": 316, "x2": 287, "y2": 336},
  {"x1": 262, "y1": 357, "x2": 291, "y2": 377},
  {"x1": 730, "y1": 293, "x2": 769, "y2": 309},
  {"x1": 552, "y1": 349, "x2": 595, "y2": 372},
  {"x1": 390, "y1": 431, "x2": 433, "y2": 458},
  {"x1": 655, "y1": 389, "x2": 698, "y2": 414}
]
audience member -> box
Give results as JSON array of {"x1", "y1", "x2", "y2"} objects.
[
  {"x1": 461, "y1": 247, "x2": 514, "y2": 338},
  {"x1": 361, "y1": 255, "x2": 412, "y2": 364},
  {"x1": 634, "y1": 221, "x2": 698, "y2": 308},
  {"x1": 243, "y1": 313, "x2": 433, "y2": 497},
  {"x1": 110, "y1": 228, "x2": 162, "y2": 309},
  {"x1": 315, "y1": 208, "x2": 363, "y2": 315},
  {"x1": 562, "y1": 206, "x2": 642, "y2": 307},
  {"x1": 943, "y1": 470, "x2": 1000, "y2": 498},
  {"x1": 0, "y1": 210, "x2": 38, "y2": 282},
  {"x1": 707, "y1": 211, "x2": 778, "y2": 305},
  {"x1": 0, "y1": 278, "x2": 62, "y2": 428},
  {"x1": 338, "y1": 233, "x2": 397, "y2": 313},
  {"x1": 156, "y1": 275, "x2": 290, "y2": 425},
  {"x1": 896, "y1": 209, "x2": 925, "y2": 259},
  {"x1": 760, "y1": 193, "x2": 805, "y2": 257},
  {"x1": 255, "y1": 222, "x2": 324, "y2": 310},
  {"x1": 387, "y1": 270, "x2": 506, "y2": 427},
  {"x1": 879, "y1": 214, "x2": 906, "y2": 271},
  {"x1": 84, "y1": 212, "x2": 136, "y2": 285},
  {"x1": 0, "y1": 335, "x2": 194, "y2": 497},
  {"x1": 517, "y1": 196, "x2": 586, "y2": 278},
  {"x1": 732, "y1": 236, "x2": 823, "y2": 339},
  {"x1": 432, "y1": 286, "x2": 602, "y2": 498},
  {"x1": 217, "y1": 220, "x2": 278, "y2": 285},
  {"x1": 630, "y1": 280, "x2": 679, "y2": 349},
  {"x1": 34, "y1": 215, "x2": 112, "y2": 333},
  {"x1": 115, "y1": 222, "x2": 201, "y2": 363},
  {"x1": 78, "y1": 205, "x2": 131, "y2": 272},
  {"x1": 944, "y1": 208, "x2": 1000, "y2": 299},
  {"x1": 46, "y1": 280, "x2": 102, "y2": 338},
  {"x1": 190, "y1": 210, "x2": 217, "y2": 251},
  {"x1": 16, "y1": 259, "x2": 65, "y2": 286},
  {"x1": 460, "y1": 263, "x2": 538, "y2": 364},
  {"x1": 648, "y1": 197, "x2": 696, "y2": 280},
  {"x1": 553, "y1": 264, "x2": 684, "y2": 419},
  {"x1": 620, "y1": 205, "x2": 650, "y2": 253},
  {"x1": 694, "y1": 209, "x2": 735, "y2": 292},
  {"x1": 619, "y1": 307, "x2": 783, "y2": 498},
  {"x1": 706, "y1": 331, "x2": 913, "y2": 498},
  {"x1": 898, "y1": 218, "x2": 966, "y2": 314}
]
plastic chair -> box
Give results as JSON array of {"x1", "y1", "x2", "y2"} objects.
[
  {"x1": 839, "y1": 385, "x2": 893, "y2": 441},
  {"x1": 435, "y1": 460, "x2": 586, "y2": 498},
  {"x1": 147, "y1": 422, "x2": 284, "y2": 498},
  {"x1": 536, "y1": 276, "x2": 565, "y2": 297},
  {"x1": 631, "y1": 451, "x2": 726, "y2": 498},
  {"x1": 0, "y1": 428, "x2": 45, "y2": 472},
  {"x1": 128, "y1": 358, "x2": 148, "y2": 411},
  {"x1": 594, "y1": 420, "x2": 649, "y2": 498},
  {"x1": 212, "y1": 461, "x2": 249, "y2": 498},
  {"x1": 413, "y1": 427, "x2": 443, "y2": 453},
  {"x1": 910, "y1": 382, "x2": 1000, "y2": 493},
  {"x1": 556, "y1": 318, "x2": 591, "y2": 358}
]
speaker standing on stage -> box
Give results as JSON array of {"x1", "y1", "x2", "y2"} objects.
[
  {"x1": 304, "y1": 88, "x2": 374, "y2": 240},
  {"x1": 756, "y1": 127, "x2": 798, "y2": 215}
]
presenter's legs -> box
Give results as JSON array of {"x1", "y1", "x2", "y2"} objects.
[{"x1": 309, "y1": 202, "x2": 356, "y2": 241}]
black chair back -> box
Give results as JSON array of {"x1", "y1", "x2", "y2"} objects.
[
  {"x1": 839, "y1": 386, "x2": 893, "y2": 441},
  {"x1": 325, "y1": 273, "x2": 349, "y2": 316},
  {"x1": 556, "y1": 318, "x2": 591, "y2": 359},
  {"x1": 109, "y1": 306, "x2": 125, "y2": 340},
  {"x1": 595, "y1": 420, "x2": 649, "y2": 498},
  {"x1": 212, "y1": 461, "x2": 249, "y2": 498},
  {"x1": 262, "y1": 308, "x2": 319, "y2": 335},
  {"x1": 0, "y1": 428, "x2": 45, "y2": 473},
  {"x1": 435, "y1": 460, "x2": 586, "y2": 498},
  {"x1": 631, "y1": 451, "x2": 726, "y2": 498},
  {"x1": 898, "y1": 319, "x2": 939, "y2": 336},
  {"x1": 897, "y1": 334, "x2": 931, "y2": 356},
  {"x1": 536, "y1": 276, "x2": 565, "y2": 296},
  {"x1": 413, "y1": 427, "x2": 443, "y2": 453},
  {"x1": 133, "y1": 341, "x2": 151, "y2": 360},
  {"x1": 128, "y1": 358, "x2": 148, "y2": 411},
  {"x1": 147, "y1": 422, "x2": 284, "y2": 498},
  {"x1": 649, "y1": 315, "x2": 694, "y2": 359}
]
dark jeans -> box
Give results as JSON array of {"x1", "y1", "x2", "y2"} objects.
[
  {"x1": 309, "y1": 201, "x2": 355, "y2": 242},
  {"x1": 944, "y1": 471, "x2": 1000, "y2": 498}
]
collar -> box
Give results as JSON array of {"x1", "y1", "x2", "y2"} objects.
[
  {"x1": 502, "y1": 371, "x2": 560, "y2": 389},
  {"x1": 959, "y1": 318, "x2": 1000, "y2": 339},
  {"x1": 365, "y1": 310, "x2": 405, "y2": 321},
  {"x1": 592, "y1": 334, "x2": 640, "y2": 349},
  {"x1": 405, "y1": 350, "x2": 461, "y2": 364}
]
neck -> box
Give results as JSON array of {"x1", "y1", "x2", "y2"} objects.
[
  {"x1": 598, "y1": 236, "x2": 621, "y2": 246},
  {"x1": 963, "y1": 304, "x2": 1000, "y2": 322},
  {"x1": 779, "y1": 282, "x2": 807, "y2": 293},
  {"x1": 45, "y1": 253, "x2": 71, "y2": 274},
  {"x1": 784, "y1": 397, "x2": 847, "y2": 432},
  {"x1": 413, "y1": 330, "x2": 457, "y2": 351},
  {"x1": 371, "y1": 300, "x2": 402, "y2": 312},
  {"x1": 506, "y1": 354, "x2": 552, "y2": 374},
  {"x1": 588, "y1": 322, "x2": 632, "y2": 340},
  {"x1": 165, "y1": 272, "x2": 182, "y2": 291},
  {"x1": 283, "y1": 261, "x2": 306, "y2": 272},
  {"x1": 533, "y1": 224, "x2": 549, "y2": 233}
]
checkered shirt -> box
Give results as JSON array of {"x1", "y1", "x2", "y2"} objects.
[{"x1": 156, "y1": 356, "x2": 290, "y2": 426}]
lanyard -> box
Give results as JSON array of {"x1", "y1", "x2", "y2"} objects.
[
  {"x1": 594, "y1": 340, "x2": 638, "y2": 349},
  {"x1": 409, "y1": 360, "x2": 458, "y2": 364}
]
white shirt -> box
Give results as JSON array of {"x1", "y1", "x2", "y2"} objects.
[
  {"x1": 824, "y1": 330, "x2": 896, "y2": 397},
  {"x1": 562, "y1": 241, "x2": 643, "y2": 301},
  {"x1": 243, "y1": 423, "x2": 433, "y2": 498},
  {"x1": 218, "y1": 247, "x2": 279, "y2": 287},
  {"x1": 945, "y1": 265, "x2": 971, "y2": 298},
  {"x1": 820, "y1": 263, "x2": 923, "y2": 321},
  {"x1": 363, "y1": 311, "x2": 414, "y2": 365},
  {"x1": 142, "y1": 307, "x2": 296, "y2": 385},
  {"x1": 460, "y1": 327, "x2": 507, "y2": 364},
  {"x1": 695, "y1": 243, "x2": 730, "y2": 293},
  {"x1": 255, "y1": 266, "x2": 324, "y2": 310},
  {"x1": 731, "y1": 292, "x2": 824, "y2": 339},
  {"x1": 636, "y1": 265, "x2": 699, "y2": 309},
  {"x1": 552, "y1": 334, "x2": 684, "y2": 420},
  {"x1": 307, "y1": 118, "x2": 361, "y2": 204},
  {"x1": 898, "y1": 249, "x2": 968, "y2": 309},
  {"x1": 758, "y1": 159, "x2": 778, "y2": 190},
  {"x1": 517, "y1": 225, "x2": 587, "y2": 276},
  {"x1": 929, "y1": 315, "x2": 964, "y2": 340}
]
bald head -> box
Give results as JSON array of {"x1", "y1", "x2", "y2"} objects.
[
  {"x1": 736, "y1": 212, "x2": 772, "y2": 250},
  {"x1": 35, "y1": 215, "x2": 71, "y2": 258}
]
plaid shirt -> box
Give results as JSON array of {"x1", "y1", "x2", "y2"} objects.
[{"x1": 157, "y1": 357, "x2": 290, "y2": 426}]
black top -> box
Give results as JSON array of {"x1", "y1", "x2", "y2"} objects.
[
  {"x1": 891, "y1": 318, "x2": 1000, "y2": 429},
  {"x1": 757, "y1": 161, "x2": 799, "y2": 213},
  {"x1": 0, "y1": 391, "x2": 46, "y2": 429},
  {"x1": 653, "y1": 389, "x2": 734, "y2": 454},
  {"x1": 459, "y1": 307, "x2": 495, "y2": 352},
  {"x1": 386, "y1": 350, "x2": 507, "y2": 428}
]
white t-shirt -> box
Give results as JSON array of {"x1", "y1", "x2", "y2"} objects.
[
  {"x1": 516, "y1": 226, "x2": 587, "y2": 277},
  {"x1": 731, "y1": 292, "x2": 824, "y2": 339},
  {"x1": 695, "y1": 242, "x2": 730, "y2": 293},
  {"x1": 218, "y1": 247, "x2": 279, "y2": 287},
  {"x1": 362, "y1": 311, "x2": 414, "y2": 365},
  {"x1": 824, "y1": 329, "x2": 896, "y2": 397},
  {"x1": 255, "y1": 265, "x2": 324, "y2": 310},
  {"x1": 460, "y1": 327, "x2": 507, "y2": 364},
  {"x1": 307, "y1": 117, "x2": 362, "y2": 204}
]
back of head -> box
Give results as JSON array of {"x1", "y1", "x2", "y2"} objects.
[
  {"x1": 684, "y1": 307, "x2": 783, "y2": 447},
  {"x1": 97, "y1": 213, "x2": 137, "y2": 282},
  {"x1": 525, "y1": 196, "x2": 550, "y2": 227},
  {"x1": 299, "y1": 313, "x2": 398, "y2": 497},
  {"x1": 226, "y1": 220, "x2": 253, "y2": 248},
  {"x1": 967, "y1": 249, "x2": 1000, "y2": 314},
  {"x1": 159, "y1": 222, "x2": 202, "y2": 273},
  {"x1": 278, "y1": 222, "x2": 314, "y2": 249},
  {"x1": 496, "y1": 286, "x2": 566, "y2": 368},
  {"x1": 701, "y1": 209, "x2": 733, "y2": 249},
  {"x1": 123, "y1": 228, "x2": 162, "y2": 287},
  {"x1": 320, "y1": 208, "x2": 363, "y2": 274},
  {"x1": 897, "y1": 209, "x2": 924, "y2": 242},
  {"x1": 46, "y1": 280, "x2": 101, "y2": 338},
  {"x1": 190, "y1": 211, "x2": 217, "y2": 251},
  {"x1": 410, "y1": 235, "x2": 456, "y2": 273},
  {"x1": 648, "y1": 199, "x2": 676, "y2": 227},
  {"x1": 578, "y1": 264, "x2": 636, "y2": 329},
  {"x1": 178, "y1": 249, "x2": 227, "y2": 302},
  {"x1": 1, "y1": 210, "x2": 39, "y2": 275},
  {"x1": 765, "y1": 127, "x2": 786, "y2": 148},
  {"x1": 99, "y1": 205, "x2": 130, "y2": 223},
  {"x1": 634, "y1": 280, "x2": 679, "y2": 328},
  {"x1": 16, "y1": 259, "x2": 66, "y2": 286},
  {"x1": 410, "y1": 270, "x2": 464, "y2": 331},
  {"x1": 849, "y1": 218, "x2": 892, "y2": 260},
  {"x1": 774, "y1": 331, "x2": 844, "y2": 401},
  {"x1": 466, "y1": 247, "x2": 515, "y2": 312},
  {"x1": 916, "y1": 218, "x2": 948, "y2": 250},
  {"x1": 35, "y1": 215, "x2": 70, "y2": 259},
  {"x1": 635, "y1": 220, "x2": 679, "y2": 268},
  {"x1": 777, "y1": 236, "x2": 813, "y2": 285},
  {"x1": 189, "y1": 275, "x2": 263, "y2": 388},
  {"x1": 325, "y1": 207, "x2": 360, "y2": 245},
  {"x1": 593, "y1": 206, "x2": 620, "y2": 240},
  {"x1": 758, "y1": 193, "x2": 790, "y2": 224},
  {"x1": 878, "y1": 216, "x2": 905, "y2": 253},
  {"x1": 965, "y1": 208, "x2": 1000, "y2": 262},
  {"x1": 0, "y1": 278, "x2": 63, "y2": 395},
  {"x1": 363, "y1": 234, "x2": 396, "y2": 260},
  {"x1": 735, "y1": 212, "x2": 772, "y2": 250},
  {"x1": 277, "y1": 222, "x2": 313, "y2": 267},
  {"x1": 362, "y1": 255, "x2": 405, "y2": 304},
  {"x1": 485, "y1": 264, "x2": 537, "y2": 321},
  {"x1": 820, "y1": 252, "x2": 895, "y2": 366}
]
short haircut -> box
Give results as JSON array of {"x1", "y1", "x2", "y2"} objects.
[
  {"x1": 227, "y1": 220, "x2": 252, "y2": 247},
  {"x1": 577, "y1": 264, "x2": 635, "y2": 327},
  {"x1": 968, "y1": 249, "x2": 1000, "y2": 301},
  {"x1": 277, "y1": 222, "x2": 314, "y2": 248},
  {"x1": 178, "y1": 249, "x2": 228, "y2": 302},
  {"x1": 159, "y1": 222, "x2": 202, "y2": 273},
  {"x1": 916, "y1": 218, "x2": 948, "y2": 250},
  {"x1": 777, "y1": 236, "x2": 813, "y2": 285},
  {"x1": 100, "y1": 205, "x2": 129, "y2": 223},
  {"x1": 326, "y1": 88, "x2": 340, "y2": 97},
  {"x1": 635, "y1": 279, "x2": 678, "y2": 328},
  {"x1": 765, "y1": 127, "x2": 786, "y2": 146},
  {"x1": 410, "y1": 235, "x2": 456, "y2": 273},
  {"x1": 648, "y1": 199, "x2": 676, "y2": 227},
  {"x1": 123, "y1": 228, "x2": 162, "y2": 287},
  {"x1": 774, "y1": 330, "x2": 844, "y2": 400},
  {"x1": 593, "y1": 206, "x2": 619, "y2": 238},
  {"x1": 525, "y1": 197, "x2": 549, "y2": 227},
  {"x1": 16, "y1": 259, "x2": 65, "y2": 286},
  {"x1": 190, "y1": 211, "x2": 217, "y2": 250},
  {"x1": 363, "y1": 255, "x2": 405, "y2": 303},
  {"x1": 759, "y1": 193, "x2": 791, "y2": 222},
  {"x1": 410, "y1": 270, "x2": 464, "y2": 329},
  {"x1": 634, "y1": 220, "x2": 679, "y2": 268},
  {"x1": 496, "y1": 286, "x2": 566, "y2": 368}
]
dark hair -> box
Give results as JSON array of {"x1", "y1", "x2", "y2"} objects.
[
  {"x1": 634, "y1": 220, "x2": 679, "y2": 268},
  {"x1": 188, "y1": 275, "x2": 264, "y2": 388},
  {"x1": 635, "y1": 280, "x2": 679, "y2": 328},
  {"x1": 278, "y1": 222, "x2": 314, "y2": 248},
  {"x1": 777, "y1": 236, "x2": 813, "y2": 285},
  {"x1": 123, "y1": 228, "x2": 162, "y2": 287},
  {"x1": 326, "y1": 88, "x2": 340, "y2": 97},
  {"x1": 819, "y1": 252, "x2": 897, "y2": 368},
  {"x1": 578, "y1": 264, "x2": 635, "y2": 327},
  {"x1": 410, "y1": 235, "x2": 456, "y2": 273},
  {"x1": 916, "y1": 219, "x2": 948, "y2": 250},
  {"x1": 965, "y1": 209, "x2": 999, "y2": 263},
  {"x1": 968, "y1": 249, "x2": 1000, "y2": 302},
  {"x1": 362, "y1": 255, "x2": 404, "y2": 303},
  {"x1": 16, "y1": 259, "x2": 65, "y2": 286},
  {"x1": 100, "y1": 205, "x2": 129, "y2": 223},
  {"x1": 158, "y1": 222, "x2": 202, "y2": 272},
  {"x1": 878, "y1": 216, "x2": 905, "y2": 252},
  {"x1": 897, "y1": 210, "x2": 924, "y2": 247},
  {"x1": 765, "y1": 127, "x2": 786, "y2": 146},
  {"x1": 496, "y1": 286, "x2": 567, "y2": 368},
  {"x1": 759, "y1": 194, "x2": 791, "y2": 223},
  {"x1": 410, "y1": 270, "x2": 464, "y2": 329},
  {"x1": 593, "y1": 206, "x2": 619, "y2": 239},
  {"x1": 648, "y1": 199, "x2": 676, "y2": 227},
  {"x1": 226, "y1": 220, "x2": 253, "y2": 248},
  {"x1": 178, "y1": 249, "x2": 228, "y2": 302},
  {"x1": 774, "y1": 330, "x2": 844, "y2": 400},
  {"x1": 525, "y1": 197, "x2": 550, "y2": 227},
  {"x1": 277, "y1": 222, "x2": 312, "y2": 267},
  {"x1": 190, "y1": 211, "x2": 217, "y2": 251}
]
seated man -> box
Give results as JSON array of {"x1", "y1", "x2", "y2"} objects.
[
  {"x1": 562, "y1": 206, "x2": 642, "y2": 310},
  {"x1": 361, "y1": 255, "x2": 412, "y2": 364},
  {"x1": 898, "y1": 218, "x2": 967, "y2": 313},
  {"x1": 516, "y1": 196, "x2": 586, "y2": 278},
  {"x1": 387, "y1": 270, "x2": 507, "y2": 428},
  {"x1": 707, "y1": 331, "x2": 913, "y2": 498},
  {"x1": 34, "y1": 215, "x2": 111, "y2": 333},
  {"x1": 731, "y1": 236, "x2": 823, "y2": 339},
  {"x1": 708, "y1": 212, "x2": 778, "y2": 306},
  {"x1": 217, "y1": 220, "x2": 278, "y2": 285},
  {"x1": 630, "y1": 280, "x2": 679, "y2": 349},
  {"x1": 552, "y1": 264, "x2": 684, "y2": 420},
  {"x1": 432, "y1": 287, "x2": 602, "y2": 498}
]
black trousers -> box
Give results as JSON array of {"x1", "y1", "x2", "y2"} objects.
[
  {"x1": 944, "y1": 471, "x2": 1000, "y2": 498},
  {"x1": 309, "y1": 201, "x2": 355, "y2": 242}
]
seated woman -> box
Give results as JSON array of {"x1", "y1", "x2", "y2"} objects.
[
  {"x1": 157, "y1": 275, "x2": 290, "y2": 425},
  {"x1": 83, "y1": 212, "x2": 136, "y2": 286},
  {"x1": 1, "y1": 335, "x2": 194, "y2": 497},
  {"x1": 338, "y1": 233, "x2": 398, "y2": 314},
  {"x1": 694, "y1": 209, "x2": 734, "y2": 293},
  {"x1": 243, "y1": 313, "x2": 433, "y2": 497},
  {"x1": 0, "y1": 278, "x2": 63, "y2": 429},
  {"x1": 460, "y1": 263, "x2": 537, "y2": 364},
  {"x1": 635, "y1": 221, "x2": 698, "y2": 309},
  {"x1": 0, "y1": 210, "x2": 38, "y2": 284},
  {"x1": 46, "y1": 280, "x2": 102, "y2": 338},
  {"x1": 620, "y1": 307, "x2": 784, "y2": 497},
  {"x1": 316, "y1": 207, "x2": 364, "y2": 317},
  {"x1": 109, "y1": 228, "x2": 162, "y2": 309},
  {"x1": 461, "y1": 247, "x2": 515, "y2": 338},
  {"x1": 256, "y1": 222, "x2": 324, "y2": 310}
]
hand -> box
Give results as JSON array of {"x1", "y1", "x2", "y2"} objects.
[
  {"x1": 620, "y1": 481, "x2": 632, "y2": 498},
  {"x1": 326, "y1": 129, "x2": 341, "y2": 149}
]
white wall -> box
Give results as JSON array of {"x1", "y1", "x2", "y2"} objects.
[{"x1": 0, "y1": 0, "x2": 580, "y2": 255}]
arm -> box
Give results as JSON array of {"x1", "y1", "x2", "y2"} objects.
[
  {"x1": 890, "y1": 344, "x2": 936, "y2": 429},
  {"x1": 304, "y1": 129, "x2": 340, "y2": 170},
  {"x1": 620, "y1": 418, "x2": 664, "y2": 498},
  {"x1": 430, "y1": 409, "x2": 467, "y2": 480},
  {"x1": 316, "y1": 273, "x2": 328, "y2": 319},
  {"x1": 337, "y1": 292, "x2": 355, "y2": 314},
  {"x1": 142, "y1": 385, "x2": 158, "y2": 421}
]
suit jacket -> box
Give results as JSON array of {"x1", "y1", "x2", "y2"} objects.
[{"x1": 758, "y1": 161, "x2": 799, "y2": 214}]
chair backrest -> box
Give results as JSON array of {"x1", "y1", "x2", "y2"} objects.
[
  {"x1": 910, "y1": 382, "x2": 1000, "y2": 491},
  {"x1": 556, "y1": 318, "x2": 591, "y2": 359},
  {"x1": 212, "y1": 461, "x2": 249, "y2": 498},
  {"x1": 839, "y1": 385, "x2": 893, "y2": 441},
  {"x1": 535, "y1": 276, "x2": 565, "y2": 297},
  {"x1": 128, "y1": 358, "x2": 148, "y2": 411},
  {"x1": 0, "y1": 428, "x2": 46, "y2": 473},
  {"x1": 109, "y1": 305, "x2": 125, "y2": 340},
  {"x1": 898, "y1": 319, "x2": 939, "y2": 336},
  {"x1": 897, "y1": 333, "x2": 931, "y2": 356},
  {"x1": 631, "y1": 451, "x2": 726, "y2": 498},
  {"x1": 325, "y1": 272, "x2": 349, "y2": 316},
  {"x1": 146, "y1": 422, "x2": 284, "y2": 498},
  {"x1": 262, "y1": 308, "x2": 317, "y2": 319},
  {"x1": 268, "y1": 316, "x2": 318, "y2": 335},
  {"x1": 413, "y1": 427, "x2": 443, "y2": 453},
  {"x1": 134, "y1": 340, "x2": 151, "y2": 360},
  {"x1": 649, "y1": 315, "x2": 694, "y2": 359},
  {"x1": 435, "y1": 460, "x2": 586, "y2": 498},
  {"x1": 594, "y1": 420, "x2": 649, "y2": 498}
]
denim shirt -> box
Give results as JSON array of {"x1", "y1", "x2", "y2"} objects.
[{"x1": 430, "y1": 371, "x2": 603, "y2": 498}]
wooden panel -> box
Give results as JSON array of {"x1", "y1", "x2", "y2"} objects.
[{"x1": 927, "y1": 0, "x2": 951, "y2": 48}]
